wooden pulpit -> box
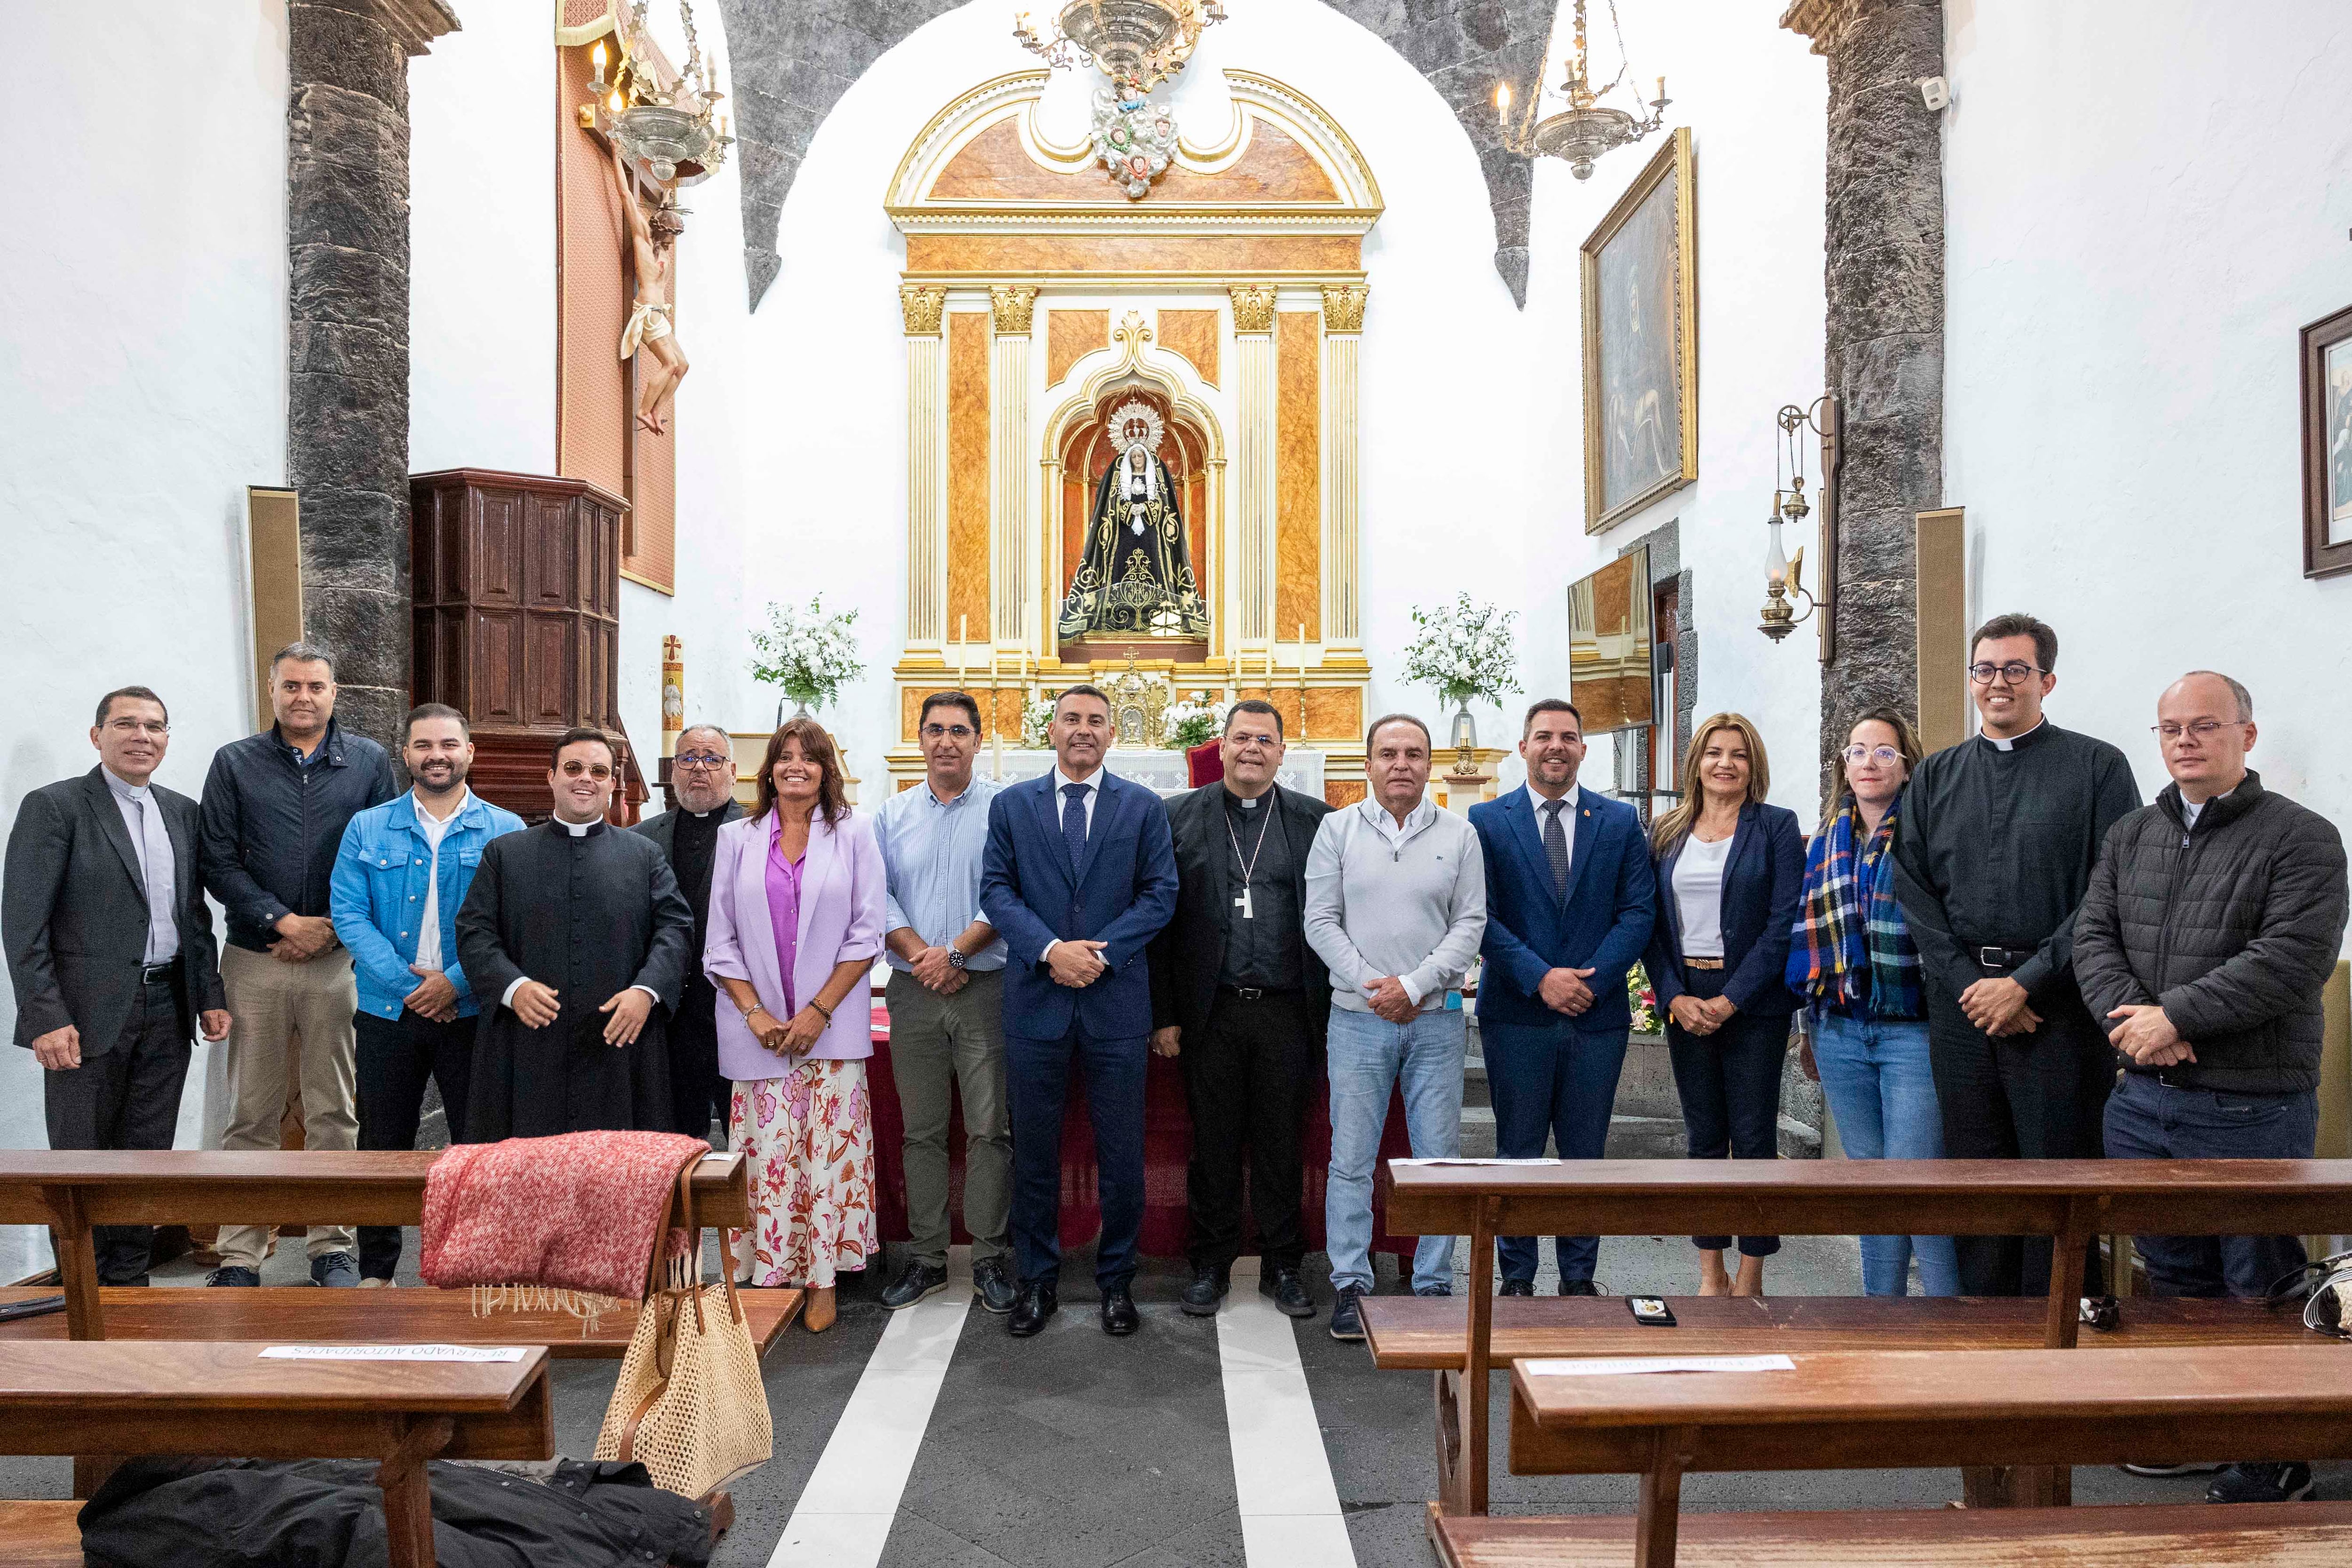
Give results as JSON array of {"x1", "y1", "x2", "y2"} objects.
[{"x1": 408, "y1": 467, "x2": 649, "y2": 823}]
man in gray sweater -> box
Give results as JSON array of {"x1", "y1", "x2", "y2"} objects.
[
  {"x1": 2074, "y1": 670, "x2": 2350, "y2": 1507},
  {"x1": 1305, "y1": 714, "x2": 1486, "y2": 1340}
]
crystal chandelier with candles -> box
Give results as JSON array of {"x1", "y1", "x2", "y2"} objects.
[
  {"x1": 1014, "y1": 0, "x2": 1228, "y2": 100},
  {"x1": 584, "y1": 0, "x2": 732, "y2": 186},
  {"x1": 1495, "y1": 0, "x2": 1669, "y2": 181}
]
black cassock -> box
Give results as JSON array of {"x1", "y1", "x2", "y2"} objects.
[{"x1": 455, "y1": 819, "x2": 695, "y2": 1141}]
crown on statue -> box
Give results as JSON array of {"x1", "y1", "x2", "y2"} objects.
[{"x1": 1108, "y1": 397, "x2": 1165, "y2": 456}]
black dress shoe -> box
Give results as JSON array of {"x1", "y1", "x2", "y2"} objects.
[
  {"x1": 880, "y1": 1261, "x2": 949, "y2": 1310},
  {"x1": 1261, "y1": 1268, "x2": 1315, "y2": 1319},
  {"x1": 1498, "y1": 1278, "x2": 1536, "y2": 1297},
  {"x1": 1008, "y1": 1282, "x2": 1058, "y2": 1337},
  {"x1": 1100, "y1": 1284, "x2": 1140, "y2": 1336},
  {"x1": 1559, "y1": 1279, "x2": 1602, "y2": 1297},
  {"x1": 1180, "y1": 1266, "x2": 1230, "y2": 1316}
]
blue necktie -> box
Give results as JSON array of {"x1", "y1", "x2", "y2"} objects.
[{"x1": 1062, "y1": 781, "x2": 1090, "y2": 873}]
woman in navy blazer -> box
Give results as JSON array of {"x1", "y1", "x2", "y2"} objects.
[{"x1": 1643, "y1": 713, "x2": 1804, "y2": 1297}]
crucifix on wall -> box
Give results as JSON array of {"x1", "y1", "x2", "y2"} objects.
[{"x1": 604, "y1": 142, "x2": 688, "y2": 435}]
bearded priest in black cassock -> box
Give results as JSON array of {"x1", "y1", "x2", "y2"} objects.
[{"x1": 456, "y1": 728, "x2": 696, "y2": 1140}]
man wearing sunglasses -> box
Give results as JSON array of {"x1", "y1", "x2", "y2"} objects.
[
  {"x1": 1891, "y1": 613, "x2": 2142, "y2": 1300},
  {"x1": 637, "y1": 724, "x2": 747, "y2": 1141},
  {"x1": 874, "y1": 692, "x2": 1017, "y2": 1315},
  {"x1": 2074, "y1": 672, "x2": 2349, "y2": 1506}
]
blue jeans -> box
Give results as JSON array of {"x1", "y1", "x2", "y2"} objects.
[
  {"x1": 1811, "y1": 1007, "x2": 1960, "y2": 1297},
  {"x1": 1485, "y1": 1019, "x2": 1629, "y2": 1283},
  {"x1": 1006, "y1": 1027, "x2": 1148, "y2": 1289},
  {"x1": 2102, "y1": 1071, "x2": 2317, "y2": 1299},
  {"x1": 1326, "y1": 1004, "x2": 1465, "y2": 1294}
]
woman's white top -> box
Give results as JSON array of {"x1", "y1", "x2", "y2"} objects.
[{"x1": 1672, "y1": 834, "x2": 1734, "y2": 959}]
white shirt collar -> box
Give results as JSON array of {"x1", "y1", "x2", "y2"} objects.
[
  {"x1": 1359, "y1": 793, "x2": 1433, "y2": 833},
  {"x1": 557, "y1": 815, "x2": 596, "y2": 837},
  {"x1": 1531, "y1": 781, "x2": 1581, "y2": 814},
  {"x1": 412, "y1": 785, "x2": 469, "y2": 823},
  {"x1": 102, "y1": 766, "x2": 151, "y2": 802},
  {"x1": 1053, "y1": 767, "x2": 1102, "y2": 796},
  {"x1": 1983, "y1": 720, "x2": 2045, "y2": 753}
]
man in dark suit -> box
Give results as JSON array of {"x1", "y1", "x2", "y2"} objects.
[
  {"x1": 1147, "y1": 699, "x2": 1330, "y2": 1320},
  {"x1": 634, "y1": 724, "x2": 745, "y2": 1140},
  {"x1": 4, "y1": 686, "x2": 229, "y2": 1284},
  {"x1": 1469, "y1": 699, "x2": 1657, "y2": 1295},
  {"x1": 980, "y1": 684, "x2": 1179, "y2": 1338}
]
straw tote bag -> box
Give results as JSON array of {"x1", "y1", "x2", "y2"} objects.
[{"x1": 595, "y1": 1157, "x2": 773, "y2": 1496}]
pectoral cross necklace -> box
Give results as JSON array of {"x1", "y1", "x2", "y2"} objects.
[{"x1": 1226, "y1": 796, "x2": 1272, "y2": 919}]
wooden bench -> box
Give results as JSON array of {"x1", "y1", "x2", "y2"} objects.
[
  {"x1": 0, "y1": 1149, "x2": 801, "y2": 1354},
  {"x1": 0, "y1": 1338, "x2": 552, "y2": 1568},
  {"x1": 1367, "y1": 1157, "x2": 2352, "y2": 1515},
  {"x1": 1457, "y1": 1343, "x2": 2352, "y2": 1568}
]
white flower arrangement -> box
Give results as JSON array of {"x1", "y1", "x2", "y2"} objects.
[
  {"x1": 1020, "y1": 692, "x2": 1060, "y2": 749},
  {"x1": 1402, "y1": 593, "x2": 1522, "y2": 710},
  {"x1": 1163, "y1": 693, "x2": 1228, "y2": 751},
  {"x1": 747, "y1": 596, "x2": 865, "y2": 714}
]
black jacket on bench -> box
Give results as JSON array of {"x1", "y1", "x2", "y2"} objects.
[{"x1": 2074, "y1": 770, "x2": 2349, "y2": 1095}]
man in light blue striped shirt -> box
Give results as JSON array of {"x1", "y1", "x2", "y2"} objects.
[{"x1": 875, "y1": 692, "x2": 1017, "y2": 1314}]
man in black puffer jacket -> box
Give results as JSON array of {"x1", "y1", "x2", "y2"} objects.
[{"x1": 2075, "y1": 670, "x2": 2349, "y2": 1507}]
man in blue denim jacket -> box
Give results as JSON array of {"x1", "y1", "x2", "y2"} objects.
[{"x1": 329, "y1": 704, "x2": 523, "y2": 1282}]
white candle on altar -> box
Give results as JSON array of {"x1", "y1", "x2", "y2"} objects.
[{"x1": 990, "y1": 647, "x2": 1004, "y2": 779}]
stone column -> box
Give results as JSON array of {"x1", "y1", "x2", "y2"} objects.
[
  {"x1": 1319, "y1": 284, "x2": 1367, "y2": 649},
  {"x1": 1231, "y1": 284, "x2": 1279, "y2": 645},
  {"x1": 902, "y1": 285, "x2": 947, "y2": 650},
  {"x1": 989, "y1": 286, "x2": 1038, "y2": 646},
  {"x1": 286, "y1": 0, "x2": 458, "y2": 752},
  {"x1": 1781, "y1": 0, "x2": 1945, "y2": 793}
]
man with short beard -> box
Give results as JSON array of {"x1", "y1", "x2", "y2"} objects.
[
  {"x1": 329, "y1": 704, "x2": 523, "y2": 1283},
  {"x1": 635, "y1": 723, "x2": 745, "y2": 1141}
]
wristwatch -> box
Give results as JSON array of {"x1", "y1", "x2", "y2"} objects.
[{"x1": 947, "y1": 947, "x2": 969, "y2": 971}]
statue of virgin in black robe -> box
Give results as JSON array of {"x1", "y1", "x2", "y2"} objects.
[
  {"x1": 455, "y1": 818, "x2": 695, "y2": 1140},
  {"x1": 1057, "y1": 443, "x2": 1211, "y2": 639}
]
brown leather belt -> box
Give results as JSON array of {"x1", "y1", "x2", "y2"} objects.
[{"x1": 1684, "y1": 958, "x2": 1726, "y2": 971}]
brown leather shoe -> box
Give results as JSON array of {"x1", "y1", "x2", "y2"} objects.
[{"x1": 803, "y1": 1284, "x2": 836, "y2": 1333}]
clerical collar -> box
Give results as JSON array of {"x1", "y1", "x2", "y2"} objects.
[
  {"x1": 1225, "y1": 785, "x2": 1271, "y2": 810},
  {"x1": 1982, "y1": 720, "x2": 2046, "y2": 753},
  {"x1": 102, "y1": 766, "x2": 151, "y2": 802},
  {"x1": 555, "y1": 816, "x2": 601, "y2": 837}
]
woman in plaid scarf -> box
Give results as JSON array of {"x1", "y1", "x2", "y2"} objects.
[{"x1": 1788, "y1": 708, "x2": 1959, "y2": 1297}]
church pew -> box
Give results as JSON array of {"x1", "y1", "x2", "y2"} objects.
[
  {"x1": 1364, "y1": 1157, "x2": 2352, "y2": 1517},
  {"x1": 0, "y1": 1149, "x2": 801, "y2": 1354},
  {"x1": 0, "y1": 1338, "x2": 553, "y2": 1568},
  {"x1": 1462, "y1": 1344, "x2": 2352, "y2": 1568}
]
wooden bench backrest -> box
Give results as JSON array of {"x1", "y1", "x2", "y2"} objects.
[{"x1": 1398, "y1": 1157, "x2": 2352, "y2": 1520}]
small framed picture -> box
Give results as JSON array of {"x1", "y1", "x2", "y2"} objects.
[{"x1": 2301, "y1": 302, "x2": 2352, "y2": 579}]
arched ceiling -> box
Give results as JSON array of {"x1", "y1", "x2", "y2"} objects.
[{"x1": 714, "y1": 0, "x2": 1555, "y2": 308}]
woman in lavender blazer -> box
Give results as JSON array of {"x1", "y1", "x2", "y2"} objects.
[{"x1": 704, "y1": 719, "x2": 885, "y2": 1331}]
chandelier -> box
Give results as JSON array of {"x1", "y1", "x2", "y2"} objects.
[
  {"x1": 1495, "y1": 0, "x2": 1669, "y2": 181},
  {"x1": 585, "y1": 0, "x2": 732, "y2": 185},
  {"x1": 1014, "y1": 0, "x2": 1227, "y2": 98}
]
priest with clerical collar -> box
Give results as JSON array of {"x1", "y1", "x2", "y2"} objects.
[
  {"x1": 635, "y1": 724, "x2": 747, "y2": 1140},
  {"x1": 456, "y1": 727, "x2": 695, "y2": 1141},
  {"x1": 1891, "y1": 613, "x2": 2141, "y2": 1299}
]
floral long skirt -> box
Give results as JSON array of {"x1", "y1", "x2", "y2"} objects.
[{"x1": 728, "y1": 1059, "x2": 877, "y2": 1289}]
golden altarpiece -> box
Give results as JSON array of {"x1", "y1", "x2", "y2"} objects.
[{"x1": 885, "y1": 70, "x2": 1379, "y2": 805}]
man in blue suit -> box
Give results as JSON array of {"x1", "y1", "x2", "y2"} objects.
[
  {"x1": 1469, "y1": 699, "x2": 1657, "y2": 1295},
  {"x1": 981, "y1": 684, "x2": 1179, "y2": 1337}
]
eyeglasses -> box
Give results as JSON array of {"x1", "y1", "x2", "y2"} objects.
[
  {"x1": 2153, "y1": 719, "x2": 2233, "y2": 741},
  {"x1": 921, "y1": 724, "x2": 977, "y2": 740},
  {"x1": 1967, "y1": 661, "x2": 2046, "y2": 685},
  {"x1": 1841, "y1": 745, "x2": 1902, "y2": 766},
  {"x1": 103, "y1": 718, "x2": 169, "y2": 737},
  {"x1": 673, "y1": 753, "x2": 731, "y2": 771},
  {"x1": 557, "y1": 760, "x2": 613, "y2": 780}
]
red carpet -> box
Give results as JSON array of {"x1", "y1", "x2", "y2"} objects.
[{"x1": 866, "y1": 1004, "x2": 1418, "y2": 1260}]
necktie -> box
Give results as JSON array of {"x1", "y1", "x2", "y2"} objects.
[
  {"x1": 1062, "y1": 781, "x2": 1090, "y2": 873},
  {"x1": 1542, "y1": 799, "x2": 1570, "y2": 900}
]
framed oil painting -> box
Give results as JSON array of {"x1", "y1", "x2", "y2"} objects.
[
  {"x1": 1566, "y1": 545, "x2": 1654, "y2": 734},
  {"x1": 2304, "y1": 302, "x2": 2352, "y2": 579},
  {"x1": 1581, "y1": 126, "x2": 1698, "y2": 534}
]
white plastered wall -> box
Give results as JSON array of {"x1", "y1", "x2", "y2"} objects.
[
  {"x1": 1944, "y1": 0, "x2": 2352, "y2": 857},
  {"x1": 1518, "y1": 1, "x2": 1828, "y2": 819},
  {"x1": 0, "y1": 2, "x2": 292, "y2": 1261}
]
